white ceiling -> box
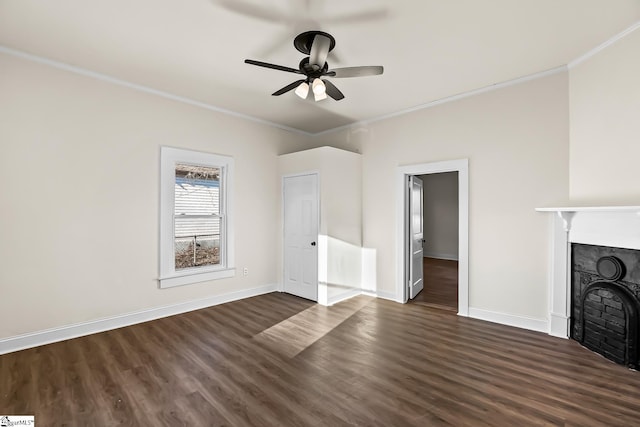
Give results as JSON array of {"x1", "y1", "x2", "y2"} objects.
[{"x1": 1, "y1": 0, "x2": 639, "y2": 134}]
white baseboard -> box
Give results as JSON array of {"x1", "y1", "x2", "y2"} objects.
[
  {"x1": 0, "y1": 284, "x2": 277, "y2": 355},
  {"x1": 373, "y1": 290, "x2": 401, "y2": 302},
  {"x1": 327, "y1": 288, "x2": 362, "y2": 306},
  {"x1": 424, "y1": 252, "x2": 459, "y2": 261},
  {"x1": 549, "y1": 313, "x2": 570, "y2": 339},
  {"x1": 468, "y1": 307, "x2": 548, "y2": 333}
]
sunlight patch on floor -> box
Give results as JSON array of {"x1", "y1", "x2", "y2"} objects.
[{"x1": 253, "y1": 295, "x2": 374, "y2": 358}]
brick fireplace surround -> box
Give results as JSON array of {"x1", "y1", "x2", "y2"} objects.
[{"x1": 537, "y1": 206, "x2": 640, "y2": 367}]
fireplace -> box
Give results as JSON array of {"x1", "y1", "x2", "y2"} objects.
[
  {"x1": 571, "y1": 243, "x2": 640, "y2": 368},
  {"x1": 536, "y1": 206, "x2": 640, "y2": 348}
]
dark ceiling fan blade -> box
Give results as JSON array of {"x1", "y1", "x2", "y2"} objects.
[
  {"x1": 244, "y1": 59, "x2": 302, "y2": 74},
  {"x1": 272, "y1": 79, "x2": 306, "y2": 96},
  {"x1": 329, "y1": 66, "x2": 384, "y2": 78},
  {"x1": 309, "y1": 34, "x2": 331, "y2": 69},
  {"x1": 323, "y1": 80, "x2": 345, "y2": 101}
]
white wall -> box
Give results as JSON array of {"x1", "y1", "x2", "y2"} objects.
[
  {"x1": 569, "y1": 28, "x2": 640, "y2": 204},
  {"x1": 420, "y1": 172, "x2": 459, "y2": 260},
  {"x1": 278, "y1": 147, "x2": 362, "y2": 304},
  {"x1": 315, "y1": 73, "x2": 570, "y2": 320},
  {"x1": 0, "y1": 53, "x2": 311, "y2": 339},
  {"x1": 1, "y1": 42, "x2": 588, "y2": 340}
]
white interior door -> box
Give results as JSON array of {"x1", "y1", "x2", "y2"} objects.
[
  {"x1": 283, "y1": 174, "x2": 319, "y2": 301},
  {"x1": 409, "y1": 176, "x2": 424, "y2": 299}
]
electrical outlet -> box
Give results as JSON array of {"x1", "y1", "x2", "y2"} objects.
[{"x1": 243, "y1": 267, "x2": 248, "y2": 276}]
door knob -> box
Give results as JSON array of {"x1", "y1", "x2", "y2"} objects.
[{"x1": 311, "y1": 241, "x2": 316, "y2": 246}]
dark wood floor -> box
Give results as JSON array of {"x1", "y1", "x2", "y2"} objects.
[
  {"x1": 2, "y1": 293, "x2": 640, "y2": 426},
  {"x1": 411, "y1": 257, "x2": 458, "y2": 311}
]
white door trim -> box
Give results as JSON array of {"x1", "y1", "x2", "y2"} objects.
[{"x1": 395, "y1": 159, "x2": 469, "y2": 316}]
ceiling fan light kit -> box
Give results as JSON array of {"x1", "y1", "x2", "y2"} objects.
[
  {"x1": 313, "y1": 90, "x2": 328, "y2": 102},
  {"x1": 294, "y1": 82, "x2": 309, "y2": 99},
  {"x1": 245, "y1": 30, "x2": 384, "y2": 102},
  {"x1": 312, "y1": 78, "x2": 326, "y2": 95}
]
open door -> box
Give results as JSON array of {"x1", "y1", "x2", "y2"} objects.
[
  {"x1": 283, "y1": 173, "x2": 319, "y2": 301},
  {"x1": 408, "y1": 175, "x2": 424, "y2": 299}
]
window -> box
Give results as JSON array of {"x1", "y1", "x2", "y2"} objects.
[{"x1": 159, "y1": 147, "x2": 234, "y2": 288}]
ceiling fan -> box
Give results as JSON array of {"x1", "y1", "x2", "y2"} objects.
[{"x1": 244, "y1": 30, "x2": 384, "y2": 101}]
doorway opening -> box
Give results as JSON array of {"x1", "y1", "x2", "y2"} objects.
[
  {"x1": 395, "y1": 159, "x2": 469, "y2": 316},
  {"x1": 412, "y1": 172, "x2": 459, "y2": 311}
]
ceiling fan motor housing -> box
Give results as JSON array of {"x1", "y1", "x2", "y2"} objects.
[
  {"x1": 293, "y1": 30, "x2": 336, "y2": 55},
  {"x1": 299, "y1": 57, "x2": 329, "y2": 80}
]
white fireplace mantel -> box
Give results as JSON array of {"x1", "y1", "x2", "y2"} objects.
[{"x1": 536, "y1": 206, "x2": 640, "y2": 338}]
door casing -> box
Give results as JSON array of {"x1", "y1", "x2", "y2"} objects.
[{"x1": 396, "y1": 159, "x2": 469, "y2": 315}]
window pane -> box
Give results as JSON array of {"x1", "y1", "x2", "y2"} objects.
[
  {"x1": 174, "y1": 164, "x2": 222, "y2": 270},
  {"x1": 175, "y1": 164, "x2": 220, "y2": 216},
  {"x1": 175, "y1": 217, "x2": 221, "y2": 269}
]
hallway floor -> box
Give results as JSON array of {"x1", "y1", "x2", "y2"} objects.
[{"x1": 411, "y1": 257, "x2": 458, "y2": 312}]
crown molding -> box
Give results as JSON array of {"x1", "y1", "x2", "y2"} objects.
[
  {"x1": 313, "y1": 65, "x2": 568, "y2": 137},
  {"x1": 568, "y1": 20, "x2": 640, "y2": 69},
  {"x1": 0, "y1": 45, "x2": 569, "y2": 139},
  {"x1": 0, "y1": 45, "x2": 313, "y2": 137},
  {"x1": 3, "y1": 19, "x2": 640, "y2": 138}
]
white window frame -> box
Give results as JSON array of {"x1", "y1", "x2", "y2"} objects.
[{"x1": 159, "y1": 146, "x2": 235, "y2": 288}]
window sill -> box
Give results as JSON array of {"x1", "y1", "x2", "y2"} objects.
[{"x1": 159, "y1": 268, "x2": 235, "y2": 289}]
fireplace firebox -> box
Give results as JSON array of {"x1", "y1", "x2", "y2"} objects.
[{"x1": 571, "y1": 243, "x2": 640, "y2": 369}]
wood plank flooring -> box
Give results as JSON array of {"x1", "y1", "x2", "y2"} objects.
[
  {"x1": 2, "y1": 292, "x2": 640, "y2": 426},
  {"x1": 411, "y1": 257, "x2": 458, "y2": 311}
]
